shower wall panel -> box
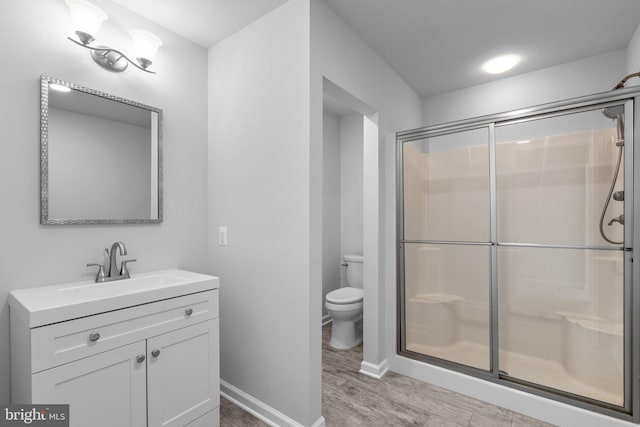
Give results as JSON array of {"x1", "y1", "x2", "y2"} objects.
[
  {"x1": 402, "y1": 128, "x2": 489, "y2": 242},
  {"x1": 404, "y1": 243, "x2": 490, "y2": 370},
  {"x1": 496, "y1": 115, "x2": 623, "y2": 246}
]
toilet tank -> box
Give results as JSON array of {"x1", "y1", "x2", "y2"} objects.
[{"x1": 343, "y1": 255, "x2": 364, "y2": 288}]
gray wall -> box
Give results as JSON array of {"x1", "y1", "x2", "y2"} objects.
[
  {"x1": 628, "y1": 23, "x2": 640, "y2": 83},
  {"x1": 207, "y1": 0, "x2": 318, "y2": 425},
  {"x1": 322, "y1": 109, "x2": 341, "y2": 319},
  {"x1": 311, "y1": 0, "x2": 423, "y2": 373},
  {"x1": 339, "y1": 113, "x2": 364, "y2": 258},
  {"x1": 422, "y1": 50, "x2": 628, "y2": 126},
  {"x1": 0, "y1": 0, "x2": 209, "y2": 403},
  {"x1": 209, "y1": 0, "x2": 423, "y2": 423}
]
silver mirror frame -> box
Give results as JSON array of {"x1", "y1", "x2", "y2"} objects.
[{"x1": 40, "y1": 75, "x2": 163, "y2": 225}]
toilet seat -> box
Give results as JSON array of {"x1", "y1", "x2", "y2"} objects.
[
  {"x1": 326, "y1": 287, "x2": 363, "y2": 304},
  {"x1": 325, "y1": 300, "x2": 363, "y2": 312}
]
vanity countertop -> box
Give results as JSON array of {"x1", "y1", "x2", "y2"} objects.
[{"x1": 8, "y1": 269, "x2": 220, "y2": 328}]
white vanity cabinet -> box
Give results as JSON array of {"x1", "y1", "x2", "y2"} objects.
[{"x1": 9, "y1": 269, "x2": 220, "y2": 427}]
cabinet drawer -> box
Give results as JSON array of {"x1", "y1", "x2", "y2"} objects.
[{"x1": 31, "y1": 290, "x2": 218, "y2": 373}]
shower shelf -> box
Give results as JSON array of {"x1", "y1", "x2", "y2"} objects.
[{"x1": 558, "y1": 311, "x2": 623, "y2": 336}]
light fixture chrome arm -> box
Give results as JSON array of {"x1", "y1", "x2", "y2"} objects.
[{"x1": 67, "y1": 36, "x2": 156, "y2": 74}]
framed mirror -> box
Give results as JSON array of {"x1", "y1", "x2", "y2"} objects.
[{"x1": 40, "y1": 75, "x2": 162, "y2": 224}]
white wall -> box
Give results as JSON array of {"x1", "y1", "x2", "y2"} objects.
[
  {"x1": 0, "y1": 0, "x2": 209, "y2": 404},
  {"x1": 339, "y1": 113, "x2": 363, "y2": 258},
  {"x1": 322, "y1": 110, "x2": 340, "y2": 318},
  {"x1": 628, "y1": 23, "x2": 640, "y2": 86},
  {"x1": 311, "y1": 0, "x2": 423, "y2": 376},
  {"x1": 422, "y1": 50, "x2": 627, "y2": 126},
  {"x1": 207, "y1": 0, "x2": 319, "y2": 425}
]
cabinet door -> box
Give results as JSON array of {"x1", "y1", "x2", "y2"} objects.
[
  {"x1": 147, "y1": 320, "x2": 220, "y2": 427},
  {"x1": 32, "y1": 341, "x2": 147, "y2": 427}
]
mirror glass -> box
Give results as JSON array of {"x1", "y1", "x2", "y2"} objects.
[{"x1": 41, "y1": 76, "x2": 162, "y2": 224}]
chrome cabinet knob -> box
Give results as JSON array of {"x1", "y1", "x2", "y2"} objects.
[
  {"x1": 185, "y1": 308, "x2": 193, "y2": 316},
  {"x1": 89, "y1": 332, "x2": 100, "y2": 342},
  {"x1": 151, "y1": 349, "x2": 160, "y2": 358},
  {"x1": 136, "y1": 354, "x2": 146, "y2": 363}
]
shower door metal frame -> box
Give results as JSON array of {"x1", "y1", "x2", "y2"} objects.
[{"x1": 396, "y1": 86, "x2": 640, "y2": 422}]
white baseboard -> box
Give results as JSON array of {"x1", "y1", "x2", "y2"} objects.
[
  {"x1": 391, "y1": 355, "x2": 636, "y2": 427},
  {"x1": 310, "y1": 416, "x2": 326, "y2": 427},
  {"x1": 321, "y1": 315, "x2": 332, "y2": 326},
  {"x1": 221, "y1": 379, "x2": 325, "y2": 427},
  {"x1": 359, "y1": 358, "x2": 389, "y2": 379}
]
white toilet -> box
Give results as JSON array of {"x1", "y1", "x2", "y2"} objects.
[{"x1": 325, "y1": 255, "x2": 364, "y2": 349}]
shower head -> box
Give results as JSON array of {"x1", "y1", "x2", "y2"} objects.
[
  {"x1": 601, "y1": 105, "x2": 624, "y2": 144},
  {"x1": 601, "y1": 107, "x2": 620, "y2": 120}
]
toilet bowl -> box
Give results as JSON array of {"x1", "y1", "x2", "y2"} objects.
[{"x1": 325, "y1": 255, "x2": 364, "y2": 349}]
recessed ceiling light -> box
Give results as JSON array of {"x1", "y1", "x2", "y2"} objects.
[{"x1": 482, "y1": 54, "x2": 520, "y2": 74}]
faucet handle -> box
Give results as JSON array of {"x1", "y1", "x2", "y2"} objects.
[
  {"x1": 120, "y1": 259, "x2": 137, "y2": 277},
  {"x1": 103, "y1": 248, "x2": 110, "y2": 276},
  {"x1": 87, "y1": 263, "x2": 106, "y2": 282}
]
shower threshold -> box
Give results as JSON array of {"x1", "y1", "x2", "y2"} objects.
[{"x1": 407, "y1": 341, "x2": 623, "y2": 407}]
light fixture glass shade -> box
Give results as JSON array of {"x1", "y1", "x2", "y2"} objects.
[
  {"x1": 49, "y1": 83, "x2": 72, "y2": 93},
  {"x1": 129, "y1": 29, "x2": 163, "y2": 62},
  {"x1": 65, "y1": 0, "x2": 107, "y2": 38},
  {"x1": 481, "y1": 54, "x2": 520, "y2": 74}
]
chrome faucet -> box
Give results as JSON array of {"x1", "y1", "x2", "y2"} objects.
[
  {"x1": 108, "y1": 241, "x2": 126, "y2": 277},
  {"x1": 87, "y1": 241, "x2": 137, "y2": 283}
]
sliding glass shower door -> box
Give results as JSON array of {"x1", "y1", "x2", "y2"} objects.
[
  {"x1": 398, "y1": 94, "x2": 636, "y2": 419},
  {"x1": 495, "y1": 107, "x2": 627, "y2": 406},
  {"x1": 401, "y1": 127, "x2": 492, "y2": 371}
]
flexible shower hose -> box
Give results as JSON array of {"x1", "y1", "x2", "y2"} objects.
[{"x1": 599, "y1": 144, "x2": 624, "y2": 245}]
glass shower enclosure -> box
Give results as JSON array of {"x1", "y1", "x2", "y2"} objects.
[{"x1": 396, "y1": 88, "x2": 640, "y2": 421}]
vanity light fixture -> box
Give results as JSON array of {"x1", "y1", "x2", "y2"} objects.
[
  {"x1": 481, "y1": 54, "x2": 520, "y2": 74},
  {"x1": 65, "y1": 0, "x2": 162, "y2": 74},
  {"x1": 49, "y1": 83, "x2": 72, "y2": 93}
]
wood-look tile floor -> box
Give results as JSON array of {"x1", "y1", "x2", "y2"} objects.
[{"x1": 220, "y1": 324, "x2": 556, "y2": 426}]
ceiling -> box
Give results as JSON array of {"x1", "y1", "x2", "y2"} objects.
[
  {"x1": 112, "y1": 0, "x2": 640, "y2": 97},
  {"x1": 323, "y1": 0, "x2": 640, "y2": 96},
  {"x1": 110, "y1": 0, "x2": 289, "y2": 48}
]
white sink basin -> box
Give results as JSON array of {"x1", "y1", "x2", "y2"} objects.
[
  {"x1": 58, "y1": 273, "x2": 184, "y2": 299},
  {"x1": 9, "y1": 269, "x2": 219, "y2": 327}
]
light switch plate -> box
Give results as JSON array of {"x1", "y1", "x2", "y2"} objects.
[{"x1": 219, "y1": 226, "x2": 228, "y2": 246}]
